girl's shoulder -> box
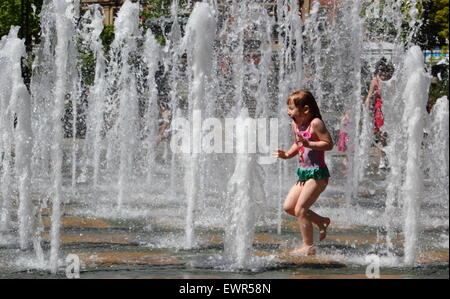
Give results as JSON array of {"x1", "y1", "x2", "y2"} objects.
[
  {"x1": 310, "y1": 118, "x2": 328, "y2": 135},
  {"x1": 372, "y1": 76, "x2": 381, "y2": 87},
  {"x1": 311, "y1": 117, "x2": 325, "y2": 128}
]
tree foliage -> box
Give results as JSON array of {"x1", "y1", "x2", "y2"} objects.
[
  {"x1": 415, "y1": 0, "x2": 449, "y2": 49},
  {"x1": 140, "y1": 0, "x2": 190, "y2": 20},
  {"x1": 434, "y1": 0, "x2": 449, "y2": 42},
  {"x1": 100, "y1": 24, "x2": 115, "y2": 52},
  {"x1": 0, "y1": 0, "x2": 21, "y2": 38},
  {"x1": 0, "y1": 0, "x2": 43, "y2": 44}
]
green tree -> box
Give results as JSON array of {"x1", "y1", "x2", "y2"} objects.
[
  {"x1": 415, "y1": 0, "x2": 449, "y2": 49},
  {"x1": 139, "y1": 0, "x2": 190, "y2": 46},
  {"x1": 0, "y1": 0, "x2": 21, "y2": 38},
  {"x1": 418, "y1": 1, "x2": 449, "y2": 107},
  {"x1": 434, "y1": 0, "x2": 449, "y2": 42},
  {"x1": 140, "y1": 0, "x2": 190, "y2": 20},
  {"x1": 0, "y1": 0, "x2": 43, "y2": 45},
  {"x1": 100, "y1": 24, "x2": 115, "y2": 52}
]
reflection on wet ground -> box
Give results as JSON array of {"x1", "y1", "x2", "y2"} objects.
[
  {"x1": 0, "y1": 152, "x2": 448, "y2": 279},
  {"x1": 0, "y1": 212, "x2": 448, "y2": 279}
]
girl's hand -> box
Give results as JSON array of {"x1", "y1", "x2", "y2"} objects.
[
  {"x1": 297, "y1": 134, "x2": 310, "y2": 147},
  {"x1": 274, "y1": 150, "x2": 289, "y2": 159}
]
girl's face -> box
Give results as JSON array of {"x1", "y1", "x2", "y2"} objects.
[
  {"x1": 288, "y1": 102, "x2": 309, "y2": 125},
  {"x1": 378, "y1": 71, "x2": 392, "y2": 81}
]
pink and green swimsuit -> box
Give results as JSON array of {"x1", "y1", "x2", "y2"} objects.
[{"x1": 294, "y1": 120, "x2": 330, "y2": 182}]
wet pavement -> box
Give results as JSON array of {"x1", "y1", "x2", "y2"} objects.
[{"x1": 0, "y1": 150, "x2": 448, "y2": 279}]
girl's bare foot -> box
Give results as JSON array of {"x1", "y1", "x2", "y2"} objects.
[
  {"x1": 289, "y1": 245, "x2": 316, "y2": 256},
  {"x1": 318, "y1": 218, "x2": 331, "y2": 241}
]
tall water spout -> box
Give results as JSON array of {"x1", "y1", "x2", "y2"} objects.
[
  {"x1": 110, "y1": 0, "x2": 141, "y2": 211},
  {"x1": 182, "y1": 1, "x2": 216, "y2": 248},
  {"x1": 11, "y1": 34, "x2": 33, "y2": 250},
  {"x1": 49, "y1": 0, "x2": 78, "y2": 273},
  {"x1": 79, "y1": 5, "x2": 106, "y2": 187},
  {"x1": 166, "y1": 0, "x2": 184, "y2": 205},
  {"x1": 401, "y1": 46, "x2": 431, "y2": 266},
  {"x1": 225, "y1": 109, "x2": 255, "y2": 268},
  {"x1": 30, "y1": 0, "x2": 56, "y2": 184},
  {"x1": 275, "y1": 0, "x2": 305, "y2": 233},
  {"x1": 427, "y1": 96, "x2": 449, "y2": 209},
  {"x1": 142, "y1": 30, "x2": 161, "y2": 184},
  {"x1": 0, "y1": 28, "x2": 21, "y2": 233},
  {"x1": 0, "y1": 28, "x2": 33, "y2": 249}
]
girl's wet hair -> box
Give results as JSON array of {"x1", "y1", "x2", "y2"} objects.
[
  {"x1": 375, "y1": 57, "x2": 394, "y2": 77},
  {"x1": 287, "y1": 90, "x2": 323, "y2": 120}
]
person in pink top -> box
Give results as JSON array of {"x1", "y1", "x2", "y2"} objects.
[
  {"x1": 274, "y1": 90, "x2": 334, "y2": 256},
  {"x1": 365, "y1": 58, "x2": 394, "y2": 168},
  {"x1": 338, "y1": 114, "x2": 350, "y2": 153},
  {"x1": 337, "y1": 106, "x2": 351, "y2": 172}
]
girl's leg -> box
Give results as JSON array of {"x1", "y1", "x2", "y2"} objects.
[
  {"x1": 294, "y1": 178, "x2": 328, "y2": 249},
  {"x1": 307, "y1": 210, "x2": 331, "y2": 241},
  {"x1": 283, "y1": 181, "x2": 303, "y2": 216},
  {"x1": 284, "y1": 181, "x2": 330, "y2": 240}
]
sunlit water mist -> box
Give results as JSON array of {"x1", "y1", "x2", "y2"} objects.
[
  {"x1": 181, "y1": 2, "x2": 217, "y2": 249},
  {"x1": 0, "y1": 0, "x2": 447, "y2": 274}
]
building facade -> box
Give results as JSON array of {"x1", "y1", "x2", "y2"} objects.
[
  {"x1": 79, "y1": 1, "x2": 346, "y2": 26},
  {"x1": 80, "y1": 0, "x2": 138, "y2": 25},
  {"x1": 81, "y1": 1, "x2": 305, "y2": 25}
]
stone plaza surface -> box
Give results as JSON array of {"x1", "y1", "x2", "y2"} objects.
[
  {"x1": 0, "y1": 150, "x2": 448, "y2": 279},
  {"x1": 0, "y1": 210, "x2": 448, "y2": 279}
]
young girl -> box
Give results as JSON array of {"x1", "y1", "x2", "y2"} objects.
[
  {"x1": 274, "y1": 90, "x2": 333, "y2": 256},
  {"x1": 364, "y1": 58, "x2": 394, "y2": 142},
  {"x1": 337, "y1": 107, "x2": 351, "y2": 172},
  {"x1": 364, "y1": 58, "x2": 394, "y2": 168}
]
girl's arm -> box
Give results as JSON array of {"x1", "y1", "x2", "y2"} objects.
[
  {"x1": 299, "y1": 118, "x2": 334, "y2": 151},
  {"x1": 364, "y1": 78, "x2": 376, "y2": 108},
  {"x1": 274, "y1": 122, "x2": 299, "y2": 159},
  {"x1": 279, "y1": 143, "x2": 299, "y2": 159}
]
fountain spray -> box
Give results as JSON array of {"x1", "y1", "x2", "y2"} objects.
[
  {"x1": 401, "y1": 46, "x2": 431, "y2": 266},
  {"x1": 49, "y1": 0, "x2": 78, "y2": 274},
  {"x1": 182, "y1": 1, "x2": 216, "y2": 248}
]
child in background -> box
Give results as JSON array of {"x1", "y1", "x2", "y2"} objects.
[
  {"x1": 364, "y1": 58, "x2": 394, "y2": 169},
  {"x1": 156, "y1": 101, "x2": 172, "y2": 146},
  {"x1": 338, "y1": 107, "x2": 351, "y2": 171}
]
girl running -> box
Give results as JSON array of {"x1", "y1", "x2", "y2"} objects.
[{"x1": 274, "y1": 90, "x2": 333, "y2": 256}]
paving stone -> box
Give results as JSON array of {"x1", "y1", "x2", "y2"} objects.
[
  {"x1": 282, "y1": 220, "x2": 360, "y2": 232},
  {"x1": 41, "y1": 233, "x2": 138, "y2": 245},
  {"x1": 200, "y1": 234, "x2": 223, "y2": 245},
  {"x1": 77, "y1": 251, "x2": 184, "y2": 267},
  {"x1": 277, "y1": 253, "x2": 344, "y2": 266},
  {"x1": 42, "y1": 217, "x2": 111, "y2": 229},
  {"x1": 326, "y1": 234, "x2": 403, "y2": 245},
  {"x1": 253, "y1": 234, "x2": 282, "y2": 245},
  {"x1": 255, "y1": 251, "x2": 345, "y2": 268},
  {"x1": 40, "y1": 207, "x2": 74, "y2": 216},
  {"x1": 200, "y1": 234, "x2": 282, "y2": 247},
  {"x1": 417, "y1": 251, "x2": 449, "y2": 264}
]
